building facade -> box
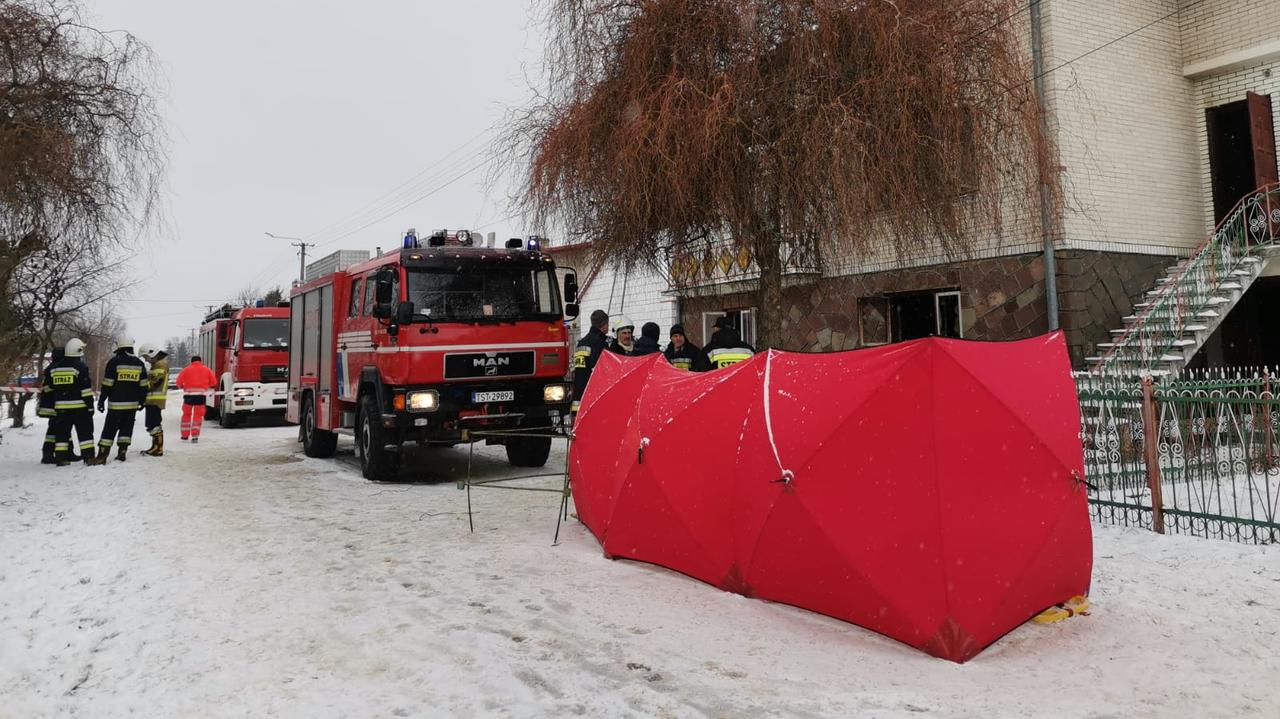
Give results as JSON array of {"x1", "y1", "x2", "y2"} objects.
[{"x1": 660, "y1": 0, "x2": 1280, "y2": 367}]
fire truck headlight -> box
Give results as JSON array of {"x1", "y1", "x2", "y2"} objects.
[
  {"x1": 407, "y1": 390, "x2": 440, "y2": 412},
  {"x1": 543, "y1": 383, "x2": 571, "y2": 404},
  {"x1": 233, "y1": 388, "x2": 254, "y2": 397}
]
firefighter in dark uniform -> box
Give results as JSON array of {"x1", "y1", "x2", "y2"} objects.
[
  {"x1": 38, "y1": 347, "x2": 65, "y2": 464},
  {"x1": 663, "y1": 324, "x2": 710, "y2": 372},
  {"x1": 47, "y1": 338, "x2": 97, "y2": 465},
  {"x1": 89, "y1": 339, "x2": 148, "y2": 464},
  {"x1": 571, "y1": 309, "x2": 610, "y2": 413},
  {"x1": 703, "y1": 316, "x2": 756, "y2": 369}
]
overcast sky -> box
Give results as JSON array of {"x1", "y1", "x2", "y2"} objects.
[{"x1": 86, "y1": 0, "x2": 545, "y2": 345}]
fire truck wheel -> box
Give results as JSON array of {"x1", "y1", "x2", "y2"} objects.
[
  {"x1": 505, "y1": 435, "x2": 552, "y2": 467},
  {"x1": 301, "y1": 394, "x2": 337, "y2": 458},
  {"x1": 357, "y1": 394, "x2": 400, "y2": 481},
  {"x1": 219, "y1": 403, "x2": 243, "y2": 429}
]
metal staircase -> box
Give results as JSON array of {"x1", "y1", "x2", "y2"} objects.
[{"x1": 1088, "y1": 185, "x2": 1280, "y2": 377}]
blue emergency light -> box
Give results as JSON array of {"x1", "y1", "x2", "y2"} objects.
[
  {"x1": 403, "y1": 228, "x2": 419, "y2": 249},
  {"x1": 527, "y1": 235, "x2": 542, "y2": 251}
]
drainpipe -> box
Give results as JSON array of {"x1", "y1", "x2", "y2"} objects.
[{"x1": 1030, "y1": 0, "x2": 1059, "y2": 331}]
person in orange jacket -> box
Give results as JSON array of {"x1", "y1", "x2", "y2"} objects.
[{"x1": 175, "y1": 355, "x2": 218, "y2": 442}]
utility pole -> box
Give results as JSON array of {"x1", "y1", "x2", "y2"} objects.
[{"x1": 265, "y1": 232, "x2": 314, "y2": 283}]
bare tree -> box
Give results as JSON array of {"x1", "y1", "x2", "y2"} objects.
[
  {"x1": 232, "y1": 285, "x2": 262, "y2": 308},
  {"x1": 0, "y1": 0, "x2": 164, "y2": 369},
  {"x1": 504, "y1": 0, "x2": 1057, "y2": 347}
]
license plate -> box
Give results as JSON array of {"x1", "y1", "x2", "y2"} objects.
[{"x1": 472, "y1": 390, "x2": 515, "y2": 404}]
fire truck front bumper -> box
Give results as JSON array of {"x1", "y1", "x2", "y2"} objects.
[
  {"x1": 385, "y1": 380, "x2": 573, "y2": 441},
  {"x1": 227, "y1": 382, "x2": 290, "y2": 413}
]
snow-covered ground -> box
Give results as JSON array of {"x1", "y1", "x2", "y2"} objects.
[{"x1": 2, "y1": 405, "x2": 1279, "y2": 718}]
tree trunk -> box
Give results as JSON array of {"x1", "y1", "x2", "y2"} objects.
[
  {"x1": 755, "y1": 242, "x2": 785, "y2": 350},
  {"x1": 9, "y1": 393, "x2": 29, "y2": 428}
]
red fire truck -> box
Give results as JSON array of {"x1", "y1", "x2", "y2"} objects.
[
  {"x1": 196, "y1": 303, "x2": 292, "y2": 427},
  {"x1": 287, "y1": 231, "x2": 579, "y2": 480}
]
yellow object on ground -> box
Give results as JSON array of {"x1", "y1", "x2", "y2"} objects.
[{"x1": 1032, "y1": 595, "x2": 1091, "y2": 624}]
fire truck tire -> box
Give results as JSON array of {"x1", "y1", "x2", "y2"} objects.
[
  {"x1": 219, "y1": 403, "x2": 243, "y2": 429},
  {"x1": 357, "y1": 394, "x2": 400, "y2": 481},
  {"x1": 505, "y1": 435, "x2": 552, "y2": 467},
  {"x1": 301, "y1": 394, "x2": 337, "y2": 458}
]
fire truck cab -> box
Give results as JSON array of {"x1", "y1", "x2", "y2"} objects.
[
  {"x1": 287, "y1": 231, "x2": 579, "y2": 481},
  {"x1": 197, "y1": 303, "x2": 292, "y2": 427}
]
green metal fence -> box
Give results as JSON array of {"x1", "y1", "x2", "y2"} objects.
[{"x1": 1077, "y1": 369, "x2": 1280, "y2": 544}]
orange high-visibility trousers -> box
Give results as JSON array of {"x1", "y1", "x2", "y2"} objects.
[{"x1": 180, "y1": 401, "x2": 208, "y2": 439}]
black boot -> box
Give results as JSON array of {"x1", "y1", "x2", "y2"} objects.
[
  {"x1": 116, "y1": 445, "x2": 128, "y2": 462},
  {"x1": 82, "y1": 448, "x2": 96, "y2": 466}
]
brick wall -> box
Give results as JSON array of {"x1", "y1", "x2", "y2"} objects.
[
  {"x1": 1047, "y1": 0, "x2": 1205, "y2": 256},
  {"x1": 1180, "y1": 0, "x2": 1280, "y2": 66},
  {"x1": 575, "y1": 256, "x2": 678, "y2": 340}
]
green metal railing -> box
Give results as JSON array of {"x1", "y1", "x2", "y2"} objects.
[
  {"x1": 1077, "y1": 371, "x2": 1280, "y2": 544},
  {"x1": 1094, "y1": 185, "x2": 1280, "y2": 375}
]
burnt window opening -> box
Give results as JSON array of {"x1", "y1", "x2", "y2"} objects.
[{"x1": 888, "y1": 289, "x2": 963, "y2": 343}]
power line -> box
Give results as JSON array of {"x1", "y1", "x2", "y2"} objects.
[
  {"x1": 1032, "y1": 0, "x2": 1205, "y2": 84},
  {"x1": 300, "y1": 126, "x2": 497, "y2": 242},
  {"x1": 311, "y1": 157, "x2": 493, "y2": 250}
]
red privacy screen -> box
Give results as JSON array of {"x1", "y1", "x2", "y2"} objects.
[{"x1": 569, "y1": 332, "x2": 1092, "y2": 662}]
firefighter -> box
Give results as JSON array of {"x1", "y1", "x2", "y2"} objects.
[
  {"x1": 663, "y1": 324, "x2": 710, "y2": 372},
  {"x1": 176, "y1": 354, "x2": 217, "y2": 442},
  {"x1": 48, "y1": 338, "x2": 97, "y2": 465},
  {"x1": 703, "y1": 316, "x2": 756, "y2": 369},
  {"x1": 633, "y1": 322, "x2": 661, "y2": 356},
  {"x1": 571, "y1": 309, "x2": 609, "y2": 413},
  {"x1": 88, "y1": 339, "x2": 148, "y2": 464},
  {"x1": 37, "y1": 347, "x2": 65, "y2": 464},
  {"x1": 607, "y1": 315, "x2": 636, "y2": 355},
  {"x1": 138, "y1": 344, "x2": 169, "y2": 456}
]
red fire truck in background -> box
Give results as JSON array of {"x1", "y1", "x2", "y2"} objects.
[
  {"x1": 287, "y1": 230, "x2": 579, "y2": 481},
  {"x1": 197, "y1": 302, "x2": 292, "y2": 427}
]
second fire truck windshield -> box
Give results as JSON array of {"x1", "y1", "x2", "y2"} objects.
[
  {"x1": 242, "y1": 318, "x2": 290, "y2": 349},
  {"x1": 406, "y1": 267, "x2": 561, "y2": 322}
]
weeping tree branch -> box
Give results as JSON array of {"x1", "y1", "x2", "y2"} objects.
[{"x1": 501, "y1": 0, "x2": 1058, "y2": 348}]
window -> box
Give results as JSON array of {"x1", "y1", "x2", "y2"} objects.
[
  {"x1": 859, "y1": 297, "x2": 890, "y2": 346},
  {"x1": 242, "y1": 318, "x2": 290, "y2": 349},
  {"x1": 406, "y1": 266, "x2": 560, "y2": 321},
  {"x1": 348, "y1": 279, "x2": 363, "y2": 318},
  {"x1": 702, "y1": 308, "x2": 757, "y2": 346},
  {"x1": 363, "y1": 274, "x2": 377, "y2": 316},
  {"x1": 888, "y1": 289, "x2": 963, "y2": 343}
]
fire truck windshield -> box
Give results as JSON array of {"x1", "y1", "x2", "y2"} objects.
[
  {"x1": 406, "y1": 266, "x2": 561, "y2": 322},
  {"x1": 241, "y1": 318, "x2": 289, "y2": 349}
]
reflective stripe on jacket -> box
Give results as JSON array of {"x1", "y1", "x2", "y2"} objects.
[{"x1": 176, "y1": 361, "x2": 218, "y2": 393}]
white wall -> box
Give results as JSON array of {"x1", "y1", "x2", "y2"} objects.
[{"x1": 575, "y1": 257, "x2": 679, "y2": 344}]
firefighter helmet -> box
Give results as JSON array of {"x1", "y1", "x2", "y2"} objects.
[
  {"x1": 64, "y1": 338, "x2": 86, "y2": 358},
  {"x1": 611, "y1": 315, "x2": 635, "y2": 333},
  {"x1": 116, "y1": 338, "x2": 136, "y2": 352},
  {"x1": 137, "y1": 343, "x2": 154, "y2": 358}
]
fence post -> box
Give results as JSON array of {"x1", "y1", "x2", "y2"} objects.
[
  {"x1": 1141, "y1": 376, "x2": 1166, "y2": 534},
  {"x1": 1266, "y1": 371, "x2": 1276, "y2": 470}
]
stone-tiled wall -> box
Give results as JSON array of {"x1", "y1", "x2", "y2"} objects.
[
  {"x1": 679, "y1": 250, "x2": 1176, "y2": 368},
  {"x1": 1056, "y1": 250, "x2": 1179, "y2": 366}
]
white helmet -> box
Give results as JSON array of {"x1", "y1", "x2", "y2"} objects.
[
  {"x1": 137, "y1": 343, "x2": 154, "y2": 359},
  {"x1": 116, "y1": 338, "x2": 136, "y2": 352},
  {"x1": 64, "y1": 338, "x2": 86, "y2": 358},
  {"x1": 611, "y1": 314, "x2": 635, "y2": 333}
]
